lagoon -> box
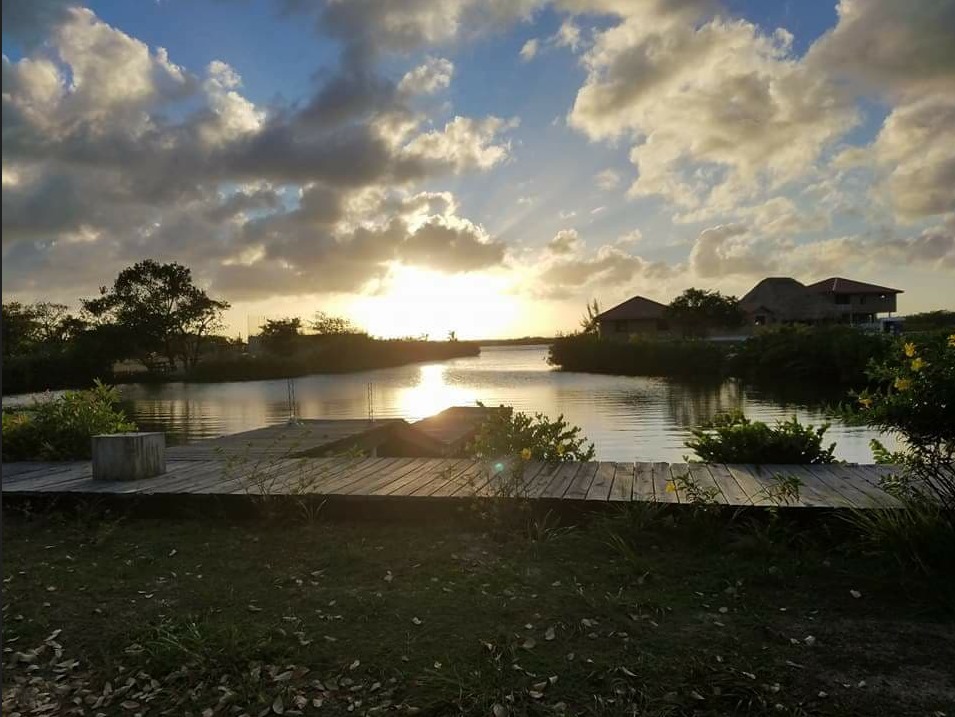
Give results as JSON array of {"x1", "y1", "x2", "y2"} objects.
[{"x1": 113, "y1": 345, "x2": 892, "y2": 462}]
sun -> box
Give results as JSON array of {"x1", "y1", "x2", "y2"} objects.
[{"x1": 350, "y1": 265, "x2": 521, "y2": 339}]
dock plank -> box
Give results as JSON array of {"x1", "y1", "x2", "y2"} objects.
[
  {"x1": 687, "y1": 463, "x2": 728, "y2": 505},
  {"x1": 541, "y1": 462, "x2": 583, "y2": 499},
  {"x1": 563, "y1": 463, "x2": 599, "y2": 500},
  {"x1": 585, "y1": 462, "x2": 616, "y2": 501},
  {"x1": 705, "y1": 464, "x2": 752, "y2": 506},
  {"x1": 632, "y1": 462, "x2": 655, "y2": 501},
  {"x1": 609, "y1": 463, "x2": 635, "y2": 502},
  {"x1": 651, "y1": 462, "x2": 679, "y2": 503}
]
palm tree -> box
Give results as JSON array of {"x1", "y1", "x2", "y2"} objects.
[{"x1": 580, "y1": 298, "x2": 601, "y2": 335}]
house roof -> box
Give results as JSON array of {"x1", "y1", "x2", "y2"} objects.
[
  {"x1": 596, "y1": 295, "x2": 667, "y2": 321},
  {"x1": 805, "y1": 277, "x2": 903, "y2": 294},
  {"x1": 739, "y1": 277, "x2": 807, "y2": 309}
]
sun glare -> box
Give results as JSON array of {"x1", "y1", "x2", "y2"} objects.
[
  {"x1": 395, "y1": 363, "x2": 476, "y2": 420},
  {"x1": 351, "y1": 265, "x2": 520, "y2": 339}
]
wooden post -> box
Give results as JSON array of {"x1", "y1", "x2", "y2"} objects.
[{"x1": 92, "y1": 432, "x2": 166, "y2": 481}]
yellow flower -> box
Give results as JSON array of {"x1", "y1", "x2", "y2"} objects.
[
  {"x1": 894, "y1": 377, "x2": 912, "y2": 391},
  {"x1": 911, "y1": 357, "x2": 927, "y2": 372},
  {"x1": 903, "y1": 342, "x2": 917, "y2": 357},
  {"x1": 665, "y1": 481, "x2": 677, "y2": 493},
  {"x1": 858, "y1": 396, "x2": 873, "y2": 409},
  {"x1": 556, "y1": 443, "x2": 566, "y2": 456},
  {"x1": 948, "y1": 334, "x2": 955, "y2": 348},
  {"x1": 520, "y1": 447, "x2": 532, "y2": 461}
]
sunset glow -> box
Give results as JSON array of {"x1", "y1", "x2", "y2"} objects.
[{"x1": 350, "y1": 266, "x2": 521, "y2": 340}]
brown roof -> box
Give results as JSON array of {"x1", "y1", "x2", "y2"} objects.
[
  {"x1": 597, "y1": 295, "x2": 667, "y2": 321},
  {"x1": 805, "y1": 277, "x2": 903, "y2": 294}
]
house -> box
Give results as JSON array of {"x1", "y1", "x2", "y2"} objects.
[
  {"x1": 596, "y1": 295, "x2": 669, "y2": 338},
  {"x1": 804, "y1": 277, "x2": 901, "y2": 324},
  {"x1": 739, "y1": 276, "x2": 902, "y2": 327},
  {"x1": 740, "y1": 277, "x2": 825, "y2": 326}
]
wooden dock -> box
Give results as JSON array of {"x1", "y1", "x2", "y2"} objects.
[{"x1": 1, "y1": 458, "x2": 902, "y2": 509}]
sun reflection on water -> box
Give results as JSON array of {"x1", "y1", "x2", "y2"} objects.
[{"x1": 395, "y1": 363, "x2": 476, "y2": 420}]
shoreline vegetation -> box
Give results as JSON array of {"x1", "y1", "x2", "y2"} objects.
[
  {"x1": 2, "y1": 260, "x2": 488, "y2": 396},
  {"x1": 547, "y1": 325, "x2": 953, "y2": 389}
]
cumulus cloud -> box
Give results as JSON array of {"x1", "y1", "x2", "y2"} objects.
[
  {"x1": 547, "y1": 228, "x2": 584, "y2": 255},
  {"x1": 807, "y1": 0, "x2": 955, "y2": 101},
  {"x1": 594, "y1": 168, "x2": 620, "y2": 190},
  {"x1": 520, "y1": 38, "x2": 540, "y2": 61},
  {"x1": 872, "y1": 96, "x2": 955, "y2": 220},
  {"x1": 398, "y1": 56, "x2": 454, "y2": 95},
  {"x1": 689, "y1": 224, "x2": 775, "y2": 278},
  {"x1": 531, "y1": 226, "x2": 676, "y2": 298},
  {"x1": 568, "y1": 13, "x2": 857, "y2": 211},
  {"x1": 554, "y1": 19, "x2": 582, "y2": 51},
  {"x1": 789, "y1": 215, "x2": 955, "y2": 275},
  {"x1": 401, "y1": 116, "x2": 517, "y2": 172},
  {"x1": 1, "y1": 5, "x2": 518, "y2": 301}
]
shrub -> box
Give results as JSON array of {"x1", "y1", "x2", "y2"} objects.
[
  {"x1": 548, "y1": 335, "x2": 728, "y2": 378},
  {"x1": 469, "y1": 403, "x2": 595, "y2": 463},
  {"x1": 851, "y1": 332, "x2": 955, "y2": 509},
  {"x1": 2, "y1": 382, "x2": 136, "y2": 461},
  {"x1": 685, "y1": 411, "x2": 836, "y2": 464},
  {"x1": 730, "y1": 325, "x2": 892, "y2": 387}
]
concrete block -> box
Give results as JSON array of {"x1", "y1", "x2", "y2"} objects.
[{"x1": 92, "y1": 432, "x2": 166, "y2": 481}]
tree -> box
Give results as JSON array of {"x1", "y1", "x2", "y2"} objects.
[
  {"x1": 2, "y1": 302, "x2": 41, "y2": 356},
  {"x1": 83, "y1": 260, "x2": 229, "y2": 370},
  {"x1": 580, "y1": 298, "x2": 601, "y2": 335},
  {"x1": 666, "y1": 288, "x2": 743, "y2": 338},
  {"x1": 259, "y1": 317, "x2": 302, "y2": 356},
  {"x1": 310, "y1": 311, "x2": 362, "y2": 336}
]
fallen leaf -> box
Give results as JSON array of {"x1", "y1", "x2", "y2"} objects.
[
  {"x1": 412, "y1": 617, "x2": 422, "y2": 626},
  {"x1": 544, "y1": 626, "x2": 555, "y2": 641},
  {"x1": 522, "y1": 638, "x2": 536, "y2": 650},
  {"x1": 349, "y1": 659, "x2": 360, "y2": 670},
  {"x1": 492, "y1": 704, "x2": 507, "y2": 717},
  {"x1": 850, "y1": 589, "x2": 862, "y2": 599},
  {"x1": 272, "y1": 695, "x2": 285, "y2": 714}
]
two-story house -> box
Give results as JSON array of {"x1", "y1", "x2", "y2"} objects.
[{"x1": 804, "y1": 277, "x2": 902, "y2": 324}]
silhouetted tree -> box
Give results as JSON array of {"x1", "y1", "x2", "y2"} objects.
[
  {"x1": 580, "y1": 298, "x2": 601, "y2": 335},
  {"x1": 310, "y1": 311, "x2": 362, "y2": 335},
  {"x1": 83, "y1": 260, "x2": 229, "y2": 370},
  {"x1": 666, "y1": 288, "x2": 743, "y2": 338},
  {"x1": 259, "y1": 317, "x2": 302, "y2": 356}
]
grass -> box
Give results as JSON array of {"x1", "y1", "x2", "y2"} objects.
[{"x1": 3, "y1": 505, "x2": 954, "y2": 716}]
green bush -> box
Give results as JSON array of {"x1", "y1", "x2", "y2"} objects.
[
  {"x1": 2, "y1": 382, "x2": 136, "y2": 461},
  {"x1": 685, "y1": 411, "x2": 836, "y2": 464},
  {"x1": 548, "y1": 335, "x2": 728, "y2": 378},
  {"x1": 851, "y1": 332, "x2": 955, "y2": 508},
  {"x1": 730, "y1": 325, "x2": 892, "y2": 386},
  {"x1": 469, "y1": 403, "x2": 595, "y2": 463}
]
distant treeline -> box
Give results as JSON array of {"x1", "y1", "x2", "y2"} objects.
[
  {"x1": 548, "y1": 325, "x2": 916, "y2": 389},
  {"x1": 2, "y1": 259, "x2": 479, "y2": 396},
  {"x1": 184, "y1": 336, "x2": 478, "y2": 383}
]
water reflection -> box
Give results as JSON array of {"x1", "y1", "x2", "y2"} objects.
[{"x1": 111, "y1": 345, "x2": 892, "y2": 462}]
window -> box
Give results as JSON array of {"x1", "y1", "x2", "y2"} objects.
[{"x1": 835, "y1": 294, "x2": 850, "y2": 305}]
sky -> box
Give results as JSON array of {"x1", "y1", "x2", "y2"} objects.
[{"x1": 3, "y1": 0, "x2": 954, "y2": 339}]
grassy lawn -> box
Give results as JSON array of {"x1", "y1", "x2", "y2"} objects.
[{"x1": 2, "y1": 503, "x2": 954, "y2": 716}]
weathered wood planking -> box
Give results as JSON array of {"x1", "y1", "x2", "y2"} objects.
[{"x1": 2, "y1": 459, "x2": 905, "y2": 508}]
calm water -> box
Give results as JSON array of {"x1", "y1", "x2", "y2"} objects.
[{"x1": 108, "y1": 345, "x2": 890, "y2": 462}]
